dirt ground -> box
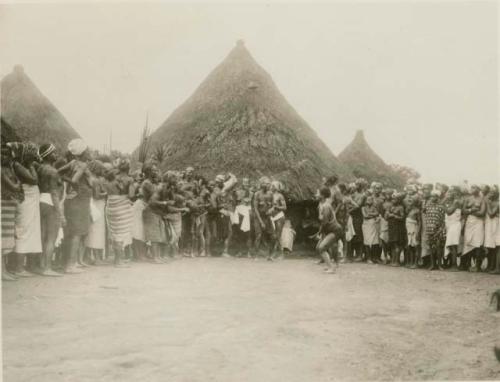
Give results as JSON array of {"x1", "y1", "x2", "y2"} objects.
[{"x1": 2, "y1": 257, "x2": 500, "y2": 382}]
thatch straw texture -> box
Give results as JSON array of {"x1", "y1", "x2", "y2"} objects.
[
  {"x1": 140, "y1": 41, "x2": 350, "y2": 200},
  {"x1": 338, "y1": 130, "x2": 404, "y2": 188},
  {"x1": 1, "y1": 65, "x2": 80, "y2": 149}
]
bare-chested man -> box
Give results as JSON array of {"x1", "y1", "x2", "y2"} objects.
[
  {"x1": 37, "y1": 143, "x2": 65, "y2": 276},
  {"x1": 253, "y1": 177, "x2": 273, "y2": 258},
  {"x1": 269, "y1": 181, "x2": 287, "y2": 260}
]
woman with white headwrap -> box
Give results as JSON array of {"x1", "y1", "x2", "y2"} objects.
[
  {"x1": 462, "y1": 184, "x2": 486, "y2": 271},
  {"x1": 60, "y1": 139, "x2": 92, "y2": 274}
]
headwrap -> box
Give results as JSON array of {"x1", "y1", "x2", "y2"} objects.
[
  {"x1": 186, "y1": 166, "x2": 194, "y2": 172},
  {"x1": 271, "y1": 180, "x2": 283, "y2": 192},
  {"x1": 405, "y1": 184, "x2": 417, "y2": 193},
  {"x1": 39, "y1": 143, "x2": 56, "y2": 160},
  {"x1": 431, "y1": 190, "x2": 441, "y2": 197},
  {"x1": 216, "y1": 174, "x2": 226, "y2": 183},
  {"x1": 67, "y1": 138, "x2": 88, "y2": 156}
]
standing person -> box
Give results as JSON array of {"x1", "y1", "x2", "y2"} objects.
[
  {"x1": 371, "y1": 182, "x2": 385, "y2": 263},
  {"x1": 484, "y1": 186, "x2": 499, "y2": 272},
  {"x1": 130, "y1": 168, "x2": 148, "y2": 262},
  {"x1": 444, "y1": 186, "x2": 462, "y2": 271},
  {"x1": 206, "y1": 180, "x2": 218, "y2": 257},
  {"x1": 419, "y1": 184, "x2": 433, "y2": 268},
  {"x1": 216, "y1": 173, "x2": 237, "y2": 257},
  {"x1": 336, "y1": 183, "x2": 351, "y2": 263},
  {"x1": 379, "y1": 188, "x2": 393, "y2": 264},
  {"x1": 425, "y1": 190, "x2": 446, "y2": 270},
  {"x1": 60, "y1": 139, "x2": 92, "y2": 274},
  {"x1": 362, "y1": 195, "x2": 380, "y2": 264},
  {"x1": 462, "y1": 184, "x2": 486, "y2": 272},
  {"x1": 179, "y1": 167, "x2": 195, "y2": 255},
  {"x1": 165, "y1": 178, "x2": 187, "y2": 257},
  {"x1": 103, "y1": 159, "x2": 134, "y2": 267},
  {"x1": 253, "y1": 177, "x2": 273, "y2": 258},
  {"x1": 386, "y1": 193, "x2": 406, "y2": 267},
  {"x1": 37, "y1": 143, "x2": 65, "y2": 276},
  {"x1": 350, "y1": 179, "x2": 366, "y2": 261},
  {"x1": 233, "y1": 178, "x2": 254, "y2": 257},
  {"x1": 143, "y1": 179, "x2": 169, "y2": 263},
  {"x1": 84, "y1": 160, "x2": 107, "y2": 265},
  {"x1": 1, "y1": 144, "x2": 22, "y2": 281},
  {"x1": 140, "y1": 163, "x2": 162, "y2": 262},
  {"x1": 269, "y1": 180, "x2": 287, "y2": 260},
  {"x1": 316, "y1": 187, "x2": 343, "y2": 274},
  {"x1": 405, "y1": 196, "x2": 420, "y2": 268},
  {"x1": 10, "y1": 142, "x2": 42, "y2": 276},
  {"x1": 489, "y1": 185, "x2": 500, "y2": 274}
]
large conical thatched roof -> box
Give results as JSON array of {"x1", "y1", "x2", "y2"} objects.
[
  {"x1": 1, "y1": 65, "x2": 80, "y2": 149},
  {"x1": 338, "y1": 130, "x2": 404, "y2": 188},
  {"x1": 144, "y1": 41, "x2": 350, "y2": 200}
]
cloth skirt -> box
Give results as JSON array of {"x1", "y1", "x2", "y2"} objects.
[
  {"x1": 132, "y1": 199, "x2": 146, "y2": 242},
  {"x1": 85, "y1": 198, "x2": 106, "y2": 249},
  {"x1": 405, "y1": 218, "x2": 419, "y2": 247},
  {"x1": 420, "y1": 213, "x2": 430, "y2": 258},
  {"x1": 15, "y1": 184, "x2": 42, "y2": 254},
  {"x1": 64, "y1": 194, "x2": 91, "y2": 237},
  {"x1": 379, "y1": 217, "x2": 389, "y2": 243},
  {"x1": 106, "y1": 195, "x2": 133, "y2": 246},
  {"x1": 462, "y1": 215, "x2": 485, "y2": 255},
  {"x1": 345, "y1": 215, "x2": 355, "y2": 242},
  {"x1": 2, "y1": 199, "x2": 17, "y2": 255},
  {"x1": 445, "y1": 210, "x2": 462, "y2": 249},
  {"x1": 388, "y1": 217, "x2": 406, "y2": 245},
  {"x1": 143, "y1": 207, "x2": 167, "y2": 244},
  {"x1": 362, "y1": 218, "x2": 380, "y2": 246},
  {"x1": 484, "y1": 215, "x2": 499, "y2": 249}
]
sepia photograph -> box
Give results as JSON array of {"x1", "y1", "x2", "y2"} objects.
[{"x1": 0, "y1": 1, "x2": 498, "y2": 381}]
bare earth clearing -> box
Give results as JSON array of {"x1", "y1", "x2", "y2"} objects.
[{"x1": 3, "y1": 257, "x2": 499, "y2": 381}]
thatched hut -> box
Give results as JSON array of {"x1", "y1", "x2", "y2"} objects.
[
  {"x1": 338, "y1": 130, "x2": 404, "y2": 188},
  {"x1": 139, "y1": 40, "x2": 351, "y2": 201},
  {"x1": 1, "y1": 65, "x2": 80, "y2": 148}
]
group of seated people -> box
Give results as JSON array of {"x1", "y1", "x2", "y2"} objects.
[
  {"x1": 1, "y1": 138, "x2": 499, "y2": 280},
  {"x1": 314, "y1": 176, "x2": 500, "y2": 274}
]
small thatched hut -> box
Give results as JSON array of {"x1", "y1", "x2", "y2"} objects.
[
  {"x1": 338, "y1": 130, "x2": 404, "y2": 188},
  {"x1": 1, "y1": 65, "x2": 80, "y2": 148},
  {"x1": 139, "y1": 40, "x2": 351, "y2": 201}
]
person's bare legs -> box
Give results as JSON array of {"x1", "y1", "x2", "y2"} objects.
[
  {"x1": 2, "y1": 254, "x2": 17, "y2": 281},
  {"x1": 222, "y1": 219, "x2": 232, "y2": 257},
  {"x1": 489, "y1": 247, "x2": 500, "y2": 274},
  {"x1": 448, "y1": 246, "x2": 459, "y2": 271},
  {"x1": 132, "y1": 239, "x2": 147, "y2": 262},
  {"x1": 113, "y1": 241, "x2": 129, "y2": 267},
  {"x1": 150, "y1": 242, "x2": 162, "y2": 264},
  {"x1": 65, "y1": 236, "x2": 84, "y2": 274},
  {"x1": 318, "y1": 233, "x2": 338, "y2": 274}
]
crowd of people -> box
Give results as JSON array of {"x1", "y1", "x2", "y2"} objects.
[
  {"x1": 1, "y1": 139, "x2": 289, "y2": 281},
  {"x1": 1, "y1": 138, "x2": 499, "y2": 281},
  {"x1": 315, "y1": 176, "x2": 500, "y2": 275}
]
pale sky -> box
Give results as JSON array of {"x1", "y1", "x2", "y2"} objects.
[{"x1": 0, "y1": 1, "x2": 498, "y2": 184}]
